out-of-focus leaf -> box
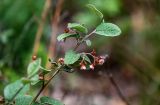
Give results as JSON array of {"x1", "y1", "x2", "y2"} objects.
[
  {"x1": 15, "y1": 95, "x2": 33, "y2": 105},
  {"x1": 86, "y1": 4, "x2": 103, "y2": 19},
  {"x1": 30, "y1": 75, "x2": 40, "y2": 85},
  {"x1": 32, "y1": 102, "x2": 42, "y2": 105},
  {"x1": 95, "y1": 23, "x2": 121, "y2": 36},
  {"x1": 89, "y1": 0, "x2": 121, "y2": 16},
  {"x1": 40, "y1": 96, "x2": 64, "y2": 105},
  {"x1": 4, "y1": 80, "x2": 29, "y2": 101},
  {"x1": 27, "y1": 58, "x2": 41, "y2": 78},
  {"x1": 21, "y1": 78, "x2": 31, "y2": 84},
  {"x1": 73, "y1": 12, "x2": 99, "y2": 28},
  {"x1": 57, "y1": 33, "x2": 80, "y2": 41},
  {"x1": 64, "y1": 50, "x2": 80, "y2": 65},
  {"x1": 0, "y1": 29, "x2": 14, "y2": 44},
  {"x1": 68, "y1": 23, "x2": 88, "y2": 34}
]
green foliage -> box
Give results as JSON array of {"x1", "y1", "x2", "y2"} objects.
[
  {"x1": 32, "y1": 102, "x2": 41, "y2": 105},
  {"x1": 73, "y1": 12, "x2": 99, "y2": 28},
  {"x1": 1, "y1": 2, "x2": 122, "y2": 105},
  {"x1": 27, "y1": 59, "x2": 41, "y2": 78},
  {"x1": 81, "y1": 54, "x2": 91, "y2": 63},
  {"x1": 57, "y1": 33, "x2": 80, "y2": 41},
  {"x1": 40, "y1": 96, "x2": 64, "y2": 105},
  {"x1": 95, "y1": 23, "x2": 121, "y2": 37},
  {"x1": 64, "y1": 50, "x2": 80, "y2": 65},
  {"x1": 15, "y1": 95, "x2": 33, "y2": 105},
  {"x1": 89, "y1": 0, "x2": 121, "y2": 16},
  {"x1": 30, "y1": 75, "x2": 40, "y2": 85},
  {"x1": 86, "y1": 4, "x2": 103, "y2": 19},
  {"x1": 4, "y1": 80, "x2": 29, "y2": 101},
  {"x1": 0, "y1": 0, "x2": 45, "y2": 75},
  {"x1": 21, "y1": 78, "x2": 31, "y2": 84},
  {"x1": 0, "y1": 29, "x2": 14, "y2": 44},
  {"x1": 68, "y1": 23, "x2": 88, "y2": 34}
]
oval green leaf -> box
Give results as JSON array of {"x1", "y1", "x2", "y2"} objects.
[
  {"x1": 27, "y1": 58, "x2": 41, "y2": 78},
  {"x1": 68, "y1": 23, "x2": 88, "y2": 34},
  {"x1": 81, "y1": 54, "x2": 91, "y2": 63},
  {"x1": 95, "y1": 23, "x2": 121, "y2": 37},
  {"x1": 4, "y1": 80, "x2": 29, "y2": 101},
  {"x1": 40, "y1": 96, "x2": 64, "y2": 105},
  {"x1": 15, "y1": 95, "x2": 33, "y2": 105},
  {"x1": 86, "y1": 4, "x2": 103, "y2": 19},
  {"x1": 57, "y1": 33, "x2": 80, "y2": 41},
  {"x1": 30, "y1": 75, "x2": 40, "y2": 85},
  {"x1": 64, "y1": 50, "x2": 80, "y2": 65}
]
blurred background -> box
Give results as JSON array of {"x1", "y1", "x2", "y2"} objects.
[{"x1": 1, "y1": 0, "x2": 160, "y2": 105}]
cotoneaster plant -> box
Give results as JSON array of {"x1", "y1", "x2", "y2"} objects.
[{"x1": 0, "y1": 4, "x2": 121, "y2": 105}]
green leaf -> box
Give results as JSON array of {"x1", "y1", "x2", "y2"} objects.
[
  {"x1": 84, "y1": 55, "x2": 91, "y2": 63},
  {"x1": 21, "y1": 78, "x2": 31, "y2": 84},
  {"x1": 27, "y1": 58, "x2": 41, "y2": 78},
  {"x1": 15, "y1": 95, "x2": 33, "y2": 105},
  {"x1": 95, "y1": 23, "x2": 121, "y2": 37},
  {"x1": 64, "y1": 50, "x2": 80, "y2": 65},
  {"x1": 68, "y1": 23, "x2": 88, "y2": 34},
  {"x1": 57, "y1": 33, "x2": 80, "y2": 41},
  {"x1": 32, "y1": 102, "x2": 42, "y2": 105},
  {"x1": 85, "y1": 40, "x2": 91, "y2": 46},
  {"x1": 40, "y1": 96, "x2": 64, "y2": 105},
  {"x1": 86, "y1": 4, "x2": 103, "y2": 19},
  {"x1": 4, "y1": 80, "x2": 29, "y2": 101},
  {"x1": 81, "y1": 54, "x2": 91, "y2": 63},
  {"x1": 40, "y1": 66, "x2": 51, "y2": 74},
  {"x1": 30, "y1": 75, "x2": 40, "y2": 85},
  {"x1": 0, "y1": 29, "x2": 14, "y2": 44}
]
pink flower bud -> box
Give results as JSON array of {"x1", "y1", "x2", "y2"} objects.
[
  {"x1": 58, "y1": 58, "x2": 64, "y2": 64},
  {"x1": 80, "y1": 65, "x2": 86, "y2": 70},
  {"x1": 90, "y1": 64, "x2": 94, "y2": 70},
  {"x1": 98, "y1": 59, "x2": 105, "y2": 65}
]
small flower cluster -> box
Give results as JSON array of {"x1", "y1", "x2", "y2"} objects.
[
  {"x1": 54, "y1": 50, "x2": 107, "y2": 71},
  {"x1": 32, "y1": 50, "x2": 107, "y2": 72},
  {"x1": 80, "y1": 50, "x2": 107, "y2": 70}
]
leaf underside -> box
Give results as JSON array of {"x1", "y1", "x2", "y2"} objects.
[
  {"x1": 68, "y1": 23, "x2": 88, "y2": 34},
  {"x1": 57, "y1": 33, "x2": 80, "y2": 41}
]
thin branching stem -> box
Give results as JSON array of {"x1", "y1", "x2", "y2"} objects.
[
  {"x1": 30, "y1": 67, "x2": 61, "y2": 105},
  {"x1": 74, "y1": 30, "x2": 96, "y2": 50}
]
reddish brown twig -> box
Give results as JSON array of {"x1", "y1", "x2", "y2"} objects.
[
  {"x1": 32, "y1": 0, "x2": 51, "y2": 55},
  {"x1": 46, "y1": 0, "x2": 64, "y2": 68},
  {"x1": 30, "y1": 67, "x2": 61, "y2": 105}
]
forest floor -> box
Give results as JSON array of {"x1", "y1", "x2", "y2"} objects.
[{"x1": 49, "y1": 68, "x2": 139, "y2": 105}]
